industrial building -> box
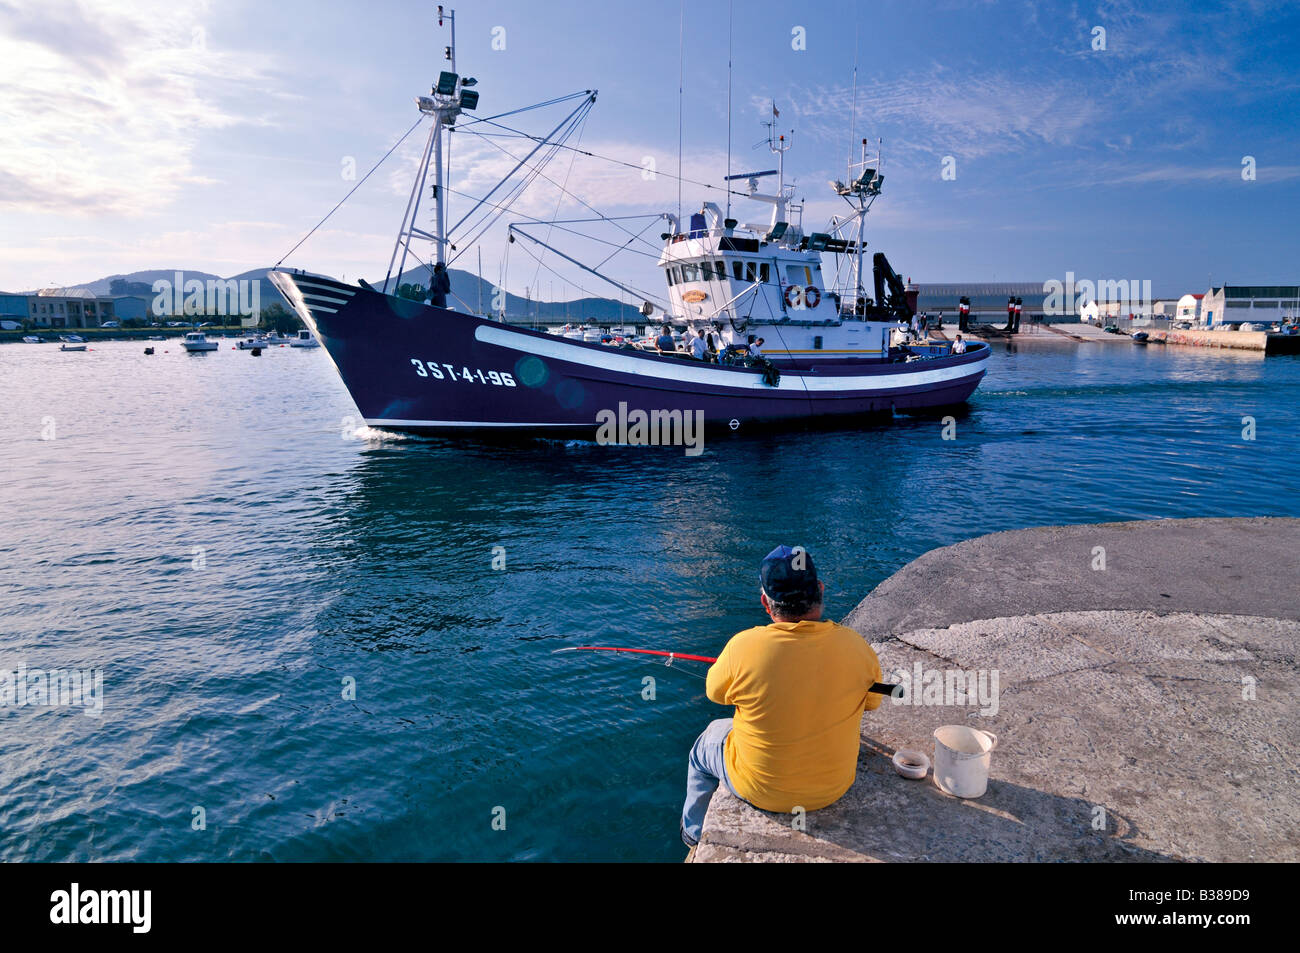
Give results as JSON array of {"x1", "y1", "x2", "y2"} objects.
[{"x1": 1200, "y1": 286, "x2": 1300, "y2": 327}]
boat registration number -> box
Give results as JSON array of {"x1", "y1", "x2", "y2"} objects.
[{"x1": 410, "y1": 359, "x2": 517, "y2": 386}]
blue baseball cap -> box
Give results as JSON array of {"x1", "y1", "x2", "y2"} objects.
[{"x1": 759, "y1": 545, "x2": 819, "y2": 601}]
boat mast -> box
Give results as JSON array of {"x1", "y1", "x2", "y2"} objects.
[
  {"x1": 384, "y1": 5, "x2": 478, "y2": 296},
  {"x1": 762, "y1": 108, "x2": 791, "y2": 230},
  {"x1": 833, "y1": 136, "x2": 881, "y2": 312}
]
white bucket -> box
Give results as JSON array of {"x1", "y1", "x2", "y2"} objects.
[{"x1": 932, "y1": 725, "x2": 998, "y2": 798}]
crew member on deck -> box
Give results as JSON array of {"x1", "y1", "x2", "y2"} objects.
[
  {"x1": 655, "y1": 325, "x2": 676, "y2": 354},
  {"x1": 680, "y1": 546, "x2": 885, "y2": 850},
  {"x1": 952, "y1": 333, "x2": 967, "y2": 354},
  {"x1": 689, "y1": 329, "x2": 708, "y2": 360},
  {"x1": 430, "y1": 262, "x2": 451, "y2": 309},
  {"x1": 748, "y1": 337, "x2": 765, "y2": 357}
]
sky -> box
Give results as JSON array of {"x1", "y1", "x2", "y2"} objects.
[{"x1": 1, "y1": 0, "x2": 1298, "y2": 300}]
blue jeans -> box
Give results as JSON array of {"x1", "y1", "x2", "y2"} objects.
[{"x1": 681, "y1": 718, "x2": 737, "y2": 846}]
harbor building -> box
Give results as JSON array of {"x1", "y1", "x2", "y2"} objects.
[
  {"x1": 1, "y1": 289, "x2": 150, "y2": 328},
  {"x1": 1200, "y1": 285, "x2": 1300, "y2": 327},
  {"x1": 1176, "y1": 293, "x2": 1203, "y2": 321},
  {"x1": 26, "y1": 289, "x2": 117, "y2": 328}
]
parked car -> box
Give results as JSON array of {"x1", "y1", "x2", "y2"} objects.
[{"x1": 100, "y1": 320, "x2": 119, "y2": 328}]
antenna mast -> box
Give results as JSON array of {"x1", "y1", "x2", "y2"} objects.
[
  {"x1": 383, "y1": 5, "x2": 480, "y2": 294},
  {"x1": 725, "y1": 0, "x2": 733, "y2": 221},
  {"x1": 676, "y1": 0, "x2": 684, "y2": 224}
]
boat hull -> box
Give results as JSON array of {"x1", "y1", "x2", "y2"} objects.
[{"x1": 272, "y1": 272, "x2": 989, "y2": 436}]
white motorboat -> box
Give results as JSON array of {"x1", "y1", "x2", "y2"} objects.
[
  {"x1": 22, "y1": 336, "x2": 42, "y2": 343},
  {"x1": 289, "y1": 329, "x2": 320, "y2": 347},
  {"x1": 182, "y1": 331, "x2": 219, "y2": 352},
  {"x1": 59, "y1": 343, "x2": 87, "y2": 351},
  {"x1": 237, "y1": 335, "x2": 270, "y2": 349}
]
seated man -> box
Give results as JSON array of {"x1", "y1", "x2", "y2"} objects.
[
  {"x1": 952, "y1": 333, "x2": 967, "y2": 354},
  {"x1": 680, "y1": 545, "x2": 884, "y2": 848}
]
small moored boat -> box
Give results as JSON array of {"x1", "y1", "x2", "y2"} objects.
[{"x1": 182, "y1": 331, "x2": 219, "y2": 352}]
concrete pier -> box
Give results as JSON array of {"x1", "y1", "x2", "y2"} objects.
[
  {"x1": 693, "y1": 518, "x2": 1300, "y2": 863},
  {"x1": 1148, "y1": 327, "x2": 1300, "y2": 354}
]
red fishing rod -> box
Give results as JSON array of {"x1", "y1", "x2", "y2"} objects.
[{"x1": 554, "y1": 646, "x2": 898, "y2": 695}]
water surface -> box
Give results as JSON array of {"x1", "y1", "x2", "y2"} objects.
[{"x1": 0, "y1": 337, "x2": 1295, "y2": 860}]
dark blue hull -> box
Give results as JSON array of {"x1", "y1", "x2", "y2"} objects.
[{"x1": 273, "y1": 272, "x2": 989, "y2": 437}]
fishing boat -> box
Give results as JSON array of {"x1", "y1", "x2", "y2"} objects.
[
  {"x1": 270, "y1": 9, "x2": 988, "y2": 437},
  {"x1": 237, "y1": 335, "x2": 271, "y2": 350},
  {"x1": 1131, "y1": 330, "x2": 1149, "y2": 344},
  {"x1": 289, "y1": 329, "x2": 321, "y2": 348},
  {"x1": 181, "y1": 331, "x2": 219, "y2": 352},
  {"x1": 22, "y1": 335, "x2": 42, "y2": 343}
]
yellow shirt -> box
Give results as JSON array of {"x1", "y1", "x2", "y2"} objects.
[{"x1": 706, "y1": 619, "x2": 883, "y2": 813}]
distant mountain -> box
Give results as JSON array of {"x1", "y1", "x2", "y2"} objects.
[
  {"x1": 34, "y1": 266, "x2": 643, "y2": 323},
  {"x1": 375, "y1": 266, "x2": 648, "y2": 323},
  {"x1": 25, "y1": 269, "x2": 224, "y2": 297}
]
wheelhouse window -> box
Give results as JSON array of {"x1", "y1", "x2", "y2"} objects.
[
  {"x1": 759, "y1": 263, "x2": 770, "y2": 283},
  {"x1": 700, "y1": 261, "x2": 715, "y2": 281},
  {"x1": 732, "y1": 261, "x2": 743, "y2": 280},
  {"x1": 681, "y1": 263, "x2": 699, "y2": 282},
  {"x1": 745, "y1": 262, "x2": 757, "y2": 283}
]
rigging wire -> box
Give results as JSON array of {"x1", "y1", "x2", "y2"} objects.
[
  {"x1": 467, "y1": 115, "x2": 753, "y2": 201},
  {"x1": 509, "y1": 234, "x2": 662, "y2": 314},
  {"x1": 441, "y1": 184, "x2": 665, "y2": 263},
  {"x1": 275, "y1": 116, "x2": 423, "y2": 267},
  {"x1": 444, "y1": 99, "x2": 594, "y2": 263},
  {"x1": 529, "y1": 112, "x2": 587, "y2": 294},
  {"x1": 457, "y1": 124, "x2": 663, "y2": 257}
]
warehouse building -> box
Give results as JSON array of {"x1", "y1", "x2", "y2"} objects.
[{"x1": 1200, "y1": 286, "x2": 1300, "y2": 327}]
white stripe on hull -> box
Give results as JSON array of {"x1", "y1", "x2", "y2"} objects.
[{"x1": 473, "y1": 325, "x2": 984, "y2": 393}]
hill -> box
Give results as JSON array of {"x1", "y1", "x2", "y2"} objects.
[{"x1": 36, "y1": 266, "x2": 645, "y2": 323}]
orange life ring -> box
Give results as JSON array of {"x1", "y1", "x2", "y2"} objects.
[
  {"x1": 804, "y1": 286, "x2": 821, "y2": 309},
  {"x1": 784, "y1": 284, "x2": 801, "y2": 308}
]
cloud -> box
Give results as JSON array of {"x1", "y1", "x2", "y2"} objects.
[
  {"x1": 759, "y1": 72, "x2": 1107, "y2": 163},
  {"x1": 0, "y1": 0, "x2": 271, "y2": 216}
]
